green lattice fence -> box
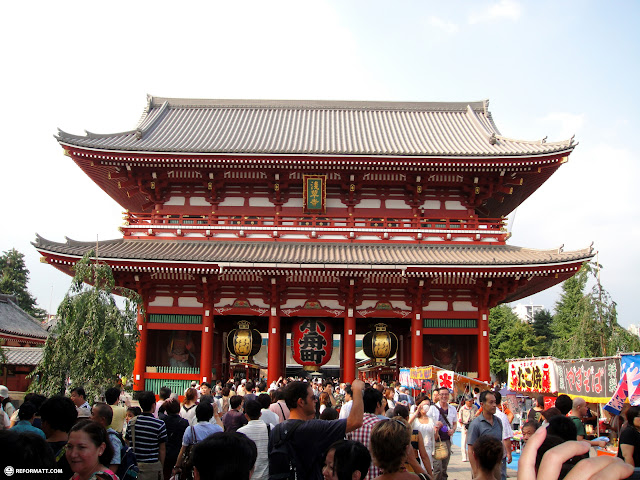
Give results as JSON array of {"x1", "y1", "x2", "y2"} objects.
[
  {"x1": 145, "y1": 378, "x2": 197, "y2": 396},
  {"x1": 423, "y1": 318, "x2": 477, "y2": 328},
  {"x1": 148, "y1": 314, "x2": 202, "y2": 324},
  {"x1": 147, "y1": 366, "x2": 200, "y2": 374}
]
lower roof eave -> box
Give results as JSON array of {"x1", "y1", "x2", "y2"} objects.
[{"x1": 36, "y1": 248, "x2": 593, "y2": 277}]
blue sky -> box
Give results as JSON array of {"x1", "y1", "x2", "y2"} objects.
[{"x1": 1, "y1": 0, "x2": 638, "y2": 325}]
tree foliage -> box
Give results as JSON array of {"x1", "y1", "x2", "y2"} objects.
[
  {"x1": 0, "y1": 248, "x2": 47, "y2": 320},
  {"x1": 550, "y1": 262, "x2": 640, "y2": 359},
  {"x1": 532, "y1": 309, "x2": 554, "y2": 356},
  {"x1": 489, "y1": 305, "x2": 544, "y2": 381},
  {"x1": 29, "y1": 253, "x2": 140, "y2": 400}
]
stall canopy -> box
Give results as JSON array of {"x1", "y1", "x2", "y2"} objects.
[
  {"x1": 508, "y1": 355, "x2": 622, "y2": 404},
  {"x1": 400, "y1": 366, "x2": 489, "y2": 392}
]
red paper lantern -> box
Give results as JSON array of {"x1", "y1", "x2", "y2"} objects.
[{"x1": 291, "y1": 319, "x2": 333, "y2": 371}]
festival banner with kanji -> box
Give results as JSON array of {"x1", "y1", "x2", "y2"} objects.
[
  {"x1": 437, "y1": 369, "x2": 455, "y2": 390},
  {"x1": 508, "y1": 358, "x2": 558, "y2": 394},
  {"x1": 303, "y1": 175, "x2": 326, "y2": 214},
  {"x1": 605, "y1": 355, "x2": 640, "y2": 415},
  {"x1": 410, "y1": 366, "x2": 433, "y2": 381},
  {"x1": 556, "y1": 358, "x2": 620, "y2": 402}
]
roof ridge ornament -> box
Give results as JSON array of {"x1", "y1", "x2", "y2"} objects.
[{"x1": 136, "y1": 100, "x2": 169, "y2": 140}]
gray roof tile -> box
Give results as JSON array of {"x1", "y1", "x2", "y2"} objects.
[
  {"x1": 0, "y1": 295, "x2": 49, "y2": 340},
  {"x1": 56, "y1": 96, "x2": 575, "y2": 158},
  {"x1": 33, "y1": 235, "x2": 593, "y2": 269},
  {"x1": 2, "y1": 346, "x2": 44, "y2": 366}
]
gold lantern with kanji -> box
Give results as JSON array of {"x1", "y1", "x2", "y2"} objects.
[
  {"x1": 227, "y1": 320, "x2": 262, "y2": 363},
  {"x1": 362, "y1": 323, "x2": 398, "y2": 366}
]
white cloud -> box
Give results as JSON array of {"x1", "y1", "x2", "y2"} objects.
[
  {"x1": 468, "y1": 0, "x2": 522, "y2": 24},
  {"x1": 536, "y1": 112, "x2": 586, "y2": 141},
  {"x1": 428, "y1": 16, "x2": 459, "y2": 34}
]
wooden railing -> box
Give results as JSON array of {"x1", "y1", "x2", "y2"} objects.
[{"x1": 121, "y1": 212, "x2": 507, "y2": 242}]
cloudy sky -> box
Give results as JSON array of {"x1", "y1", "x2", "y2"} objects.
[{"x1": 1, "y1": 1, "x2": 638, "y2": 325}]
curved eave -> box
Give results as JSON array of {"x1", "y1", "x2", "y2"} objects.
[
  {"x1": 58, "y1": 141, "x2": 576, "y2": 161},
  {"x1": 33, "y1": 236, "x2": 594, "y2": 275}
]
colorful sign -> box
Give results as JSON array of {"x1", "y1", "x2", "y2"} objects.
[
  {"x1": 409, "y1": 366, "x2": 433, "y2": 381},
  {"x1": 291, "y1": 319, "x2": 333, "y2": 370},
  {"x1": 437, "y1": 369, "x2": 455, "y2": 390},
  {"x1": 400, "y1": 367, "x2": 433, "y2": 390},
  {"x1": 556, "y1": 358, "x2": 620, "y2": 402},
  {"x1": 508, "y1": 359, "x2": 558, "y2": 393},
  {"x1": 605, "y1": 355, "x2": 640, "y2": 415},
  {"x1": 303, "y1": 175, "x2": 326, "y2": 214}
]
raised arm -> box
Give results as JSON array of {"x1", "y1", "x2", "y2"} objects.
[{"x1": 345, "y1": 379, "x2": 365, "y2": 433}]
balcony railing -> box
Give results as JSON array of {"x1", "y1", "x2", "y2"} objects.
[{"x1": 121, "y1": 212, "x2": 507, "y2": 242}]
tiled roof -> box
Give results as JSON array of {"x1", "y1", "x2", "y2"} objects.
[
  {"x1": 0, "y1": 295, "x2": 49, "y2": 340},
  {"x1": 2, "y1": 346, "x2": 43, "y2": 366},
  {"x1": 33, "y1": 235, "x2": 593, "y2": 269},
  {"x1": 55, "y1": 96, "x2": 575, "y2": 158}
]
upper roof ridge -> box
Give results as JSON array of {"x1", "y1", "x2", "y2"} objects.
[{"x1": 147, "y1": 95, "x2": 490, "y2": 113}]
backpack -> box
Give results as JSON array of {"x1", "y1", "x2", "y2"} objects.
[
  {"x1": 109, "y1": 430, "x2": 139, "y2": 480},
  {"x1": 268, "y1": 420, "x2": 303, "y2": 480}
]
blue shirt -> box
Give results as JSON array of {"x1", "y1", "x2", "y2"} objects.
[
  {"x1": 182, "y1": 422, "x2": 223, "y2": 446},
  {"x1": 107, "y1": 428, "x2": 122, "y2": 465},
  {"x1": 11, "y1": 420, "x2": 46, "y2": 439}
]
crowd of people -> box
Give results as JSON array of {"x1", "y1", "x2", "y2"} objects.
[{"x1": 0, "y1": 379, "x2": 638, "y2": 480}]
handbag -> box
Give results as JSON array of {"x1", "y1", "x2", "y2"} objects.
[
  {"x1": 433, "y1": 439, "x2": 449, "y2": 460},
  {"x1": 180, "y1": 426, "x2": 199, "y2": 480}
]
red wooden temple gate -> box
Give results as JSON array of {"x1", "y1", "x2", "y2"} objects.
[{"x1": 35, "y1": 97, "x2": 593, "y2": 392}]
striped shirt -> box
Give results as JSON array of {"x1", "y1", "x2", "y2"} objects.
[
  {"x1": 126, "y1": 413, "x2": 167, "y2": 463},
  {"x1": 237, "y1": 420, "x2": 270, "y2": 480}
]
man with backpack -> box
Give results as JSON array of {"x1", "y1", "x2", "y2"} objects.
[
  {"x1": 92, "y1": 402, "x2": 139, "y2": 479},
  {"x1": 268, "y1": 378, "x2": 365, "y2": 480}
]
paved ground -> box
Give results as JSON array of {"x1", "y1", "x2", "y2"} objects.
[{"x1": 443, "y1": 441, "x2": 518, "y2": 480}]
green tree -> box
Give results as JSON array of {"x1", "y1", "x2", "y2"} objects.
[
  {"x1": 550, "y1": 262, "x2": 640, "y2": 358},
  {"x1": 489, "y1": 304, "x2": 543, "y2": 381},
  {"x1": 532, "y1": 309, "x2": 554, "y2": 356},
  {"x1": 29, "y1": 253, "x2": 140, "y2": 400},
  {"x1": 550, "y1": 266, "x2": 589, "y2": 358},
  {"x1": 0, "y1": 248, "x2": 47, "y2": 320}
]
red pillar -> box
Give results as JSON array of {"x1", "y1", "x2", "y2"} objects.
[
  {"x1": 411, "y1": 281, "x2": 424, "y2": 367},
  {"x1": 477, "y1": 308, "x2": 490, "y2": 382},
  {"x1": 343, "y1": 307, "x2": 356, "y2": 382},
  {"x1": 133, "y1": 305, "x2": 147, "y2": 391},
  {"x1": 411, "y1": 311, "x2": 423, "y2": 367},
  {"x1": 268, "y1": 307, "x2": 282, "y2": 385},
  {"x1": 201, "y1": 303, "x2": 213, "y2": 383}
]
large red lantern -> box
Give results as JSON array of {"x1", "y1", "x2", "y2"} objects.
[{"x1": 291, "y1": 319, "x2": 333, "y2": 371}]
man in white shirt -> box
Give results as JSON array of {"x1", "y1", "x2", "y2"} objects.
[
  {"x1": 494, "y1": 391, "x2": 513, "y2": 480},
  {"x1": 257, "y1": 393, "x2": 279, "y2": 426},
  {"x1": 338, "y1": 384, "x2": 353, "y2": 419},
  {"x1": 427, "y1": 387, "x2": 458, "y2": 480},
  {"x1": 237, "y1": 400, "x2": 269, "y2": 480}
]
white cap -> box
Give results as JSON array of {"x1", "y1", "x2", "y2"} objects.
[{"x1": 0, "y1": 385, "x2": 9, "y2": 398}]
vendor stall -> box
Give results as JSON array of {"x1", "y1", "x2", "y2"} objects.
[{"x1": 399, "y1": 365, "x2": 489, "y2": 400}]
